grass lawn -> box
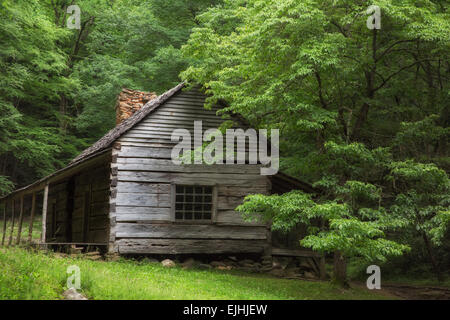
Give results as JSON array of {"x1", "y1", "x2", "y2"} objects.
[{"x1": 0, "y1": 247, "x2": 395, "y2": 300}]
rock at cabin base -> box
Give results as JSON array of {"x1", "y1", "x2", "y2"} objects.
[
  {"x1": 210, "y1": 261, "x2": 226, "y2": 268},
  {"x1": 304, "y1": 271, "x2": 317, "y2": 279},
  {"x1": 161, "y1": 259, "x2": 176, "y2": 268},
  {"x1": 217, "y1": 265, "x2": 232, "y2": 271},
  {"x1": 63, "y1": 288, "x2": 88, "y2": 300},
  {"x1": 181, "y1": 258, "x2": 197, "y2": 269}
]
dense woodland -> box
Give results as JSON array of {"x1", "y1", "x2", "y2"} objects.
[{"x1": 0, "y1": 0, "x2": 449, "y2": 285}]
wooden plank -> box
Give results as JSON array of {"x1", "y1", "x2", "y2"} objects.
[
  {"x1": 1, "y1": 202, "x2": 6, "y2": 246},
  {"x1": 115, "y1": 223, "x2": 267, "y2": 240},
  {"x1": 147, "y1": 113, "x2": 225, "y2": 122},
  {"x1": 215, "y1": 210, "x2": 266, "y2": 226},
  {"x1": 117, "y1": 171, "x2": 268, "y2": 186},
  {"x1": 41, "y1": 184, "x2": 49, "y2": 243},
  {"x1": 115, "y1": 206, "x2": 171, "y2": 222},
  {"x1": 117, "y1": 163, "x2": 261, "y2": 174},
  {"x1": 118, "y1": 141, "x2": 178, "y2": 148},
  {"x1": 89, "y1": 215, "x2": 108, "y2": 231},
  {"x1": 117, "y1": 239, "x2": 266, "y2": 254},
  {"x1": 118, "y1": 146, "x2": 172, "y2": 159},
  {"x1": 167, "y1": 97, "x2": 208, "y2": 105},
  {"x1": 127, "y1": 126, "x2": 192, "y2": 134},
  {"x1": 16, "y1": 195, "x2": 24, "y2": 245},
  {"x1": 141, "y1": 119, "x2": 224, "y2": 127},
  {"x1": 116, "y1": 182, "x2": 170, "y2": 194},
  {"x1": 154, "y1": 106, "x2": 220, "y2": 115},
  {"x1": 271, "y1": 247, "x2": 322, "y2": 258},
  {"x1": 115, "y1": 193, "x2": 170, "y2": 207},
  {"x1": 217, "y1": 196, "x2": 245, "y2": 210},
  {"x1": 43, "y1": 242, "x2": 107, "y2": 245},
  {"x1": 72, "y1": 217, "x2": 83, "y2": 233},
  {"x1": 132, "y1": 123, "x2": 221, "y2": 131},
  {"x1": 8, "y1": 199, "x2": 15, "y2": 246},
  {"x1": 217, "y1": 185, "x2": 268, "y2": 197}
]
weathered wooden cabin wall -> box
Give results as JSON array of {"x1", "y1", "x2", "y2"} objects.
[
  {"x1": 109, "y1": 89, "x2": 271, "y2": 255},
  {"x1": 45, "y1": 181, "x2": 68, "y2": 242},
  {"x1": 72, "y1": 163, "x2": 110, "y2": 243},
  {"x1": 45, "y1": 161, "x2": 110, "y2": 244}
]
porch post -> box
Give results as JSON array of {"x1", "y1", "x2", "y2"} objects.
[
  {"x1": 1, "y1": 201, "x2": 6, "y2": 246},
  {"x1": 16, "y1": 194, "x2": 24, "y2": 245},
  {"x1": 8, "y1": 199, "x2": 15, "y2": 246},
  {"x1": 41, "y1": 184, "x2": 49, "y2": 244},
  {"x1": 28, "y1": 192, "x2": 36, "y2": 243}
]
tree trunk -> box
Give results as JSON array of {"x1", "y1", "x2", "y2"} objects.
[
  {"x1": 422, "y1": 233, "x2": 444, "y2": 282},
  {"x1": 333, "y1": 251, "x2": 349, "y2": 288}
]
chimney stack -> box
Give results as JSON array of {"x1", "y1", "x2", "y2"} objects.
[{"x1": 116, "y1": 88, "x2": 157, "y2": 125}]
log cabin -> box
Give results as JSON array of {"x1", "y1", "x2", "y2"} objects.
[{"x1": 0, "y1": 83, "x2": 315, "y2": 257}]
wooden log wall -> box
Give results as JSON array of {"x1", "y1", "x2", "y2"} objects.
[
  {"x1": 72, "y1": 163, "x2": 110, "y2": 243},
  {"x1": 111, "y1": 89, "x2": 271, "y2": 255},
  {"x1": 44, "y1": 162, "x2": 110, "y2": 244},
  {"x1": 45, "y1": 181, "x2": 68, "y2": 242}
]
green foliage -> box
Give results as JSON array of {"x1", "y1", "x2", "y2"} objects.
[
  {"x1": 0, "y1": 0, "x2": 219, "y2": 191},
  {"x1": 183, "y1": 0, "x2": 449, "y2": 276},
  {"x1": 0, "y1": 176, "x2": 14, "y2": 197},
  {"x1": 388, "y1": 161, "x2": 450, "y2": 246},
  {"x1": 238, "y1": 190, "x2": 409, "y2": 263}
]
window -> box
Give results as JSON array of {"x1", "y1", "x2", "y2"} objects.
[{"x1": 174, "y1": 185, "x2": 213, "y2": 221}]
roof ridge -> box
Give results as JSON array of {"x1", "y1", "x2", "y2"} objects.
[{"x1": 70, "y1": 82, "x2": 185, "y2": 164}]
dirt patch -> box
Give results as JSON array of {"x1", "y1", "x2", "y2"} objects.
[
  {"x1": 351, "y1": 281, "x2": 450, "y2": 300},
  {"x1": 381, "y1": 284, "x2": 450, "y2": 300}
]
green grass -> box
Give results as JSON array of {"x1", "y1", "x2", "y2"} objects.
[{"x1": 0, "y1": 247, "x2": 394, "y2": 300}]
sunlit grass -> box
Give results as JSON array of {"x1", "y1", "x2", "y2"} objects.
[{"x1": 0, "y1": 247, "x2": 393, "y2": 300}]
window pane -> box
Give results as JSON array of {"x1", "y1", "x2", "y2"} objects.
[
  {"x1": 175, "y1": 185, "x2": 213, "y2": 221},
  {"x1": 195, "y1": 186, "x2": 203, "y2": 193},
  {"x1": 203, "y1": 212, "x2": 211, "y2": 220},
  {"x1": 204, "y1": 186, "x2": 212, "y2": 194},
  {"x1": 194, "y1": 212, "x2": 202, "y2": 220}
]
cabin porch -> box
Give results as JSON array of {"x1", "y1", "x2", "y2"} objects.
[{"x1": 0, "y1": 150, "x2": 111, "y2": 249}]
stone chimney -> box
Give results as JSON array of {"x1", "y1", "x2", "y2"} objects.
[{"x1": 116, "y1": 88, "x2": 157, "y2": 125}]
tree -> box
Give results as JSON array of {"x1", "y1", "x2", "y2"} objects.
[
  {"x1": 388, "y1": 161, "x2": 450, "y2": 281},
  {"x1": 238, "y1": 142, "x2": 410, "y2": 286},
  {"x1": 0, "y1": 0, "x2": 220, "y2": 192},
  {"x1": 181, "y1": 0, "x2": 450, "y2": 284}
]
